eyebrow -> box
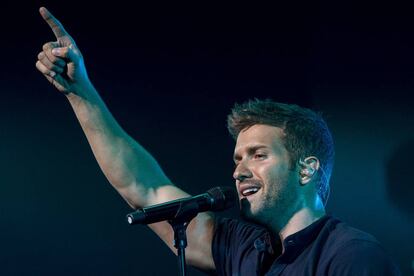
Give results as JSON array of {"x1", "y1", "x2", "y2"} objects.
[{"x1": 233, "y1": 144, "x2": 269, "y2": 162}]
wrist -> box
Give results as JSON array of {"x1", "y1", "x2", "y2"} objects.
[{"x1": 66, "y1": 80, "x2": 99, "y2": 103}]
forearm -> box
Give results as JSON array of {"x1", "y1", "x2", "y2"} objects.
[{"x1": 65, "y1": 84, "x2": 173, "y2": 208}]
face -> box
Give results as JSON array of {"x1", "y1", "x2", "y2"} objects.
[{"x1": 233, "y1": 124, "x2": 300, "y2": 227}]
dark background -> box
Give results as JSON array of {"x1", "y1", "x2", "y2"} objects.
[{"x1": 1, "y1": 1, "x2": 413, "y2": 275}]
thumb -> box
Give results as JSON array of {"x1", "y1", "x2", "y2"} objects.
[{"x1": 51, "y1": 45, "x2": 79, "y2": 61}]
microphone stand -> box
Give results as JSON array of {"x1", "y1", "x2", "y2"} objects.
[
  {"x1": 127, "y1": 201, "x2": 200, "y2": 276},
  {"x1": 167, "y1": 201, "x2": 199, "y2": 276}
]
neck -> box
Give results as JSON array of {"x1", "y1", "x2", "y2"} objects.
[
  {"x1": 270, "y1": 194, "x2": 326, "y2": 245},
  {"x1": 278, "y1": 207, "x2": 325, "y2": 242}
]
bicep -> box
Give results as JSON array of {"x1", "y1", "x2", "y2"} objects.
[{"x1": 146, "y1": 185, "x2": 216, "y2": 272}]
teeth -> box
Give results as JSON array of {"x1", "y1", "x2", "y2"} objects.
[{"x1": 242, "y1": 187, "x2": 259, "y2": 196}]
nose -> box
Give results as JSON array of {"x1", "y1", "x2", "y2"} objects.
[{"x1": 233, "y1": 162, "x2": 253, "y2": 182}]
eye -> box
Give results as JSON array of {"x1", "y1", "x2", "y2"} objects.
[{"x1": 254, "y1": 153, "x2": 267, "y2": 159}]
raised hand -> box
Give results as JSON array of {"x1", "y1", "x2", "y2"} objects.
[{"x1": 36, "y1": 7, "x2": 90, "y2": 95}]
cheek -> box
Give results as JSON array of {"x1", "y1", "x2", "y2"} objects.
[
  {"x1": 256, "y1": 161, "x2": 289, "y2": 182},
  {"x1": 259, "y1": 165, "x2": 293, "y2": 198}
]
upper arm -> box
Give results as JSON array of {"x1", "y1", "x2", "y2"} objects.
[
  {"x1": 93, "y1": 135, "x2": 217, "y2": 270},
  {"x1": 145, "y1": 185, "x2": 217, "y2": 272}
]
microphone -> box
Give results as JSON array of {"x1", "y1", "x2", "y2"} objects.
[{"x1": 126, "y1": 186, "x2": 237, "y2": 225}]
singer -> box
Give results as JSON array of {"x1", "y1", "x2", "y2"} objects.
[{"x1": 35, "y1": 7, "x2": 400, "y2": 275}]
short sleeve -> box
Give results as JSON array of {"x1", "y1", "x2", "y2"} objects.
[
  {"x1": 212, "y1": 217, "x2": 268, "y2": 276},
  {"x1": 328, "y1": 239, "x2": 401, "y2": 276}
]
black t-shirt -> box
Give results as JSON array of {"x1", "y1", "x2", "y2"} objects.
[{"x1": 212, "y1": 215, "x2": 400, "y2": 275}]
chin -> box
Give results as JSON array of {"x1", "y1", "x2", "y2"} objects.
[
  {"x1": 240, "y1": 198, "x2": 252, "y2": 219},
  {"x1": 240, "y1": 199, "x2": 265, "y2": 225}
]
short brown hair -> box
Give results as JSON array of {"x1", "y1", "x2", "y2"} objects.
[{"x1": 227, "y1": 99, "x2": 334, "y2": 205}]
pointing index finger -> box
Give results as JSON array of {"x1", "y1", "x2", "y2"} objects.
[{"x1": 39, "y1": 7, "x2": 71, "y2": 40}]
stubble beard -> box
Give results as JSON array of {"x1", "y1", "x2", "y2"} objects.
[
  {"x1": 239, "y1": 187, "x2": 279, "y2": 226},
  {"x1": 240, "y1": 178, "x2": 297, "y2": 230}
]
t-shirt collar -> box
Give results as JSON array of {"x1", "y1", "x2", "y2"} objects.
[{"x1": 254, "y1": 215, "x2": 331, "y2": 262}]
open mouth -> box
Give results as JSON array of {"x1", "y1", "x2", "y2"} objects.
[{"x1": 239, "y1": 184, "x2": 261, "y2": 197}]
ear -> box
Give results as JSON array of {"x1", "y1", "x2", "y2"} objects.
[{"x1": 299, "y1": 156, "x2": 320, "y2": 185}]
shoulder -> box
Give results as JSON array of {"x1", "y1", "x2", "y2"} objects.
[
  {"x1": 323, "y1": 218, "x2": 400, "y2": 275},
  {"x1": 325, "y1": 218, "x2": 379, "y2": 247}
]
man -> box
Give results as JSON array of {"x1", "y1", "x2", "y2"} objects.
[{"x1": 36, "y1": 7, "x2": 400, "y2": 275}]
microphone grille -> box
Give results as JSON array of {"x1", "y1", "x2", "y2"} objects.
[{"x1": 207, "y1": 186, "x2": 238, "y2": 211}]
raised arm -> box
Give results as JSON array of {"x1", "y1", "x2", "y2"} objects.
[{"x1": 36, "y1": 7, "x2": 215, "y2": 271}]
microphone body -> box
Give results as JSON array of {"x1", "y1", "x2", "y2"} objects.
[{"x1": 126, "y1": 186, "x2": 236, "y2": 225}]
